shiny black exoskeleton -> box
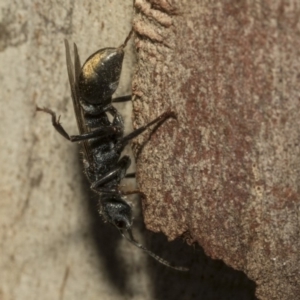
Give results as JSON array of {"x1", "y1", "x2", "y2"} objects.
[{"x1": 37, "y1": 30, "x2": 187, "y2": 271}]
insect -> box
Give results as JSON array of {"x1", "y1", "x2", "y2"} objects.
[{"x1": 37, "y1": 29, "x2": 188, "y2": 271}]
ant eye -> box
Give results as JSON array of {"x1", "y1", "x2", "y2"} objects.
[{"x1": 115, "y1": 220, "x2": 126, "y2": 229}]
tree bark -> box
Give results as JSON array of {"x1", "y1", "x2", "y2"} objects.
[{"x1": 132, "y1": 1, "x2": 300, "y2": 299}]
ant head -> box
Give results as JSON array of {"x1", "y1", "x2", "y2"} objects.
[
  {"x1": 101, "y1": 194, "x2": 132, "y2": 230},
  {"x1": 100, "y1": 193, "x2": 188, "y2": 271}
]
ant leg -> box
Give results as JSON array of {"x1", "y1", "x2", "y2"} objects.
[
  {"x1": 121, "y1": 189, "x2": 146, "y2": 200},
  {"x1": 124, "y1": 172, "x2": 135, "y2": 178},
  {"x1": 90, "y1": 156, "x2": 131, "y2": 191},
  {"x1": 37, "y1": 106, "x2": 122, "y2": 142},
  {"x1": 107, "y1": 106, "x2": 125, "y2": 128},
  {"x1": 73, "y1": 105, "x2": 124, "y2": 141},
  {"x1": 118, "y1": 111, "x2": 176, "y2": 146},
  {"x1": 37, "y1": 107, "x2": 70, "y2": 140},
  {"x1": 69, "y1": 126, "x2": 122, "y2": 142},
  {"x1": 112, "y1": 95, "x2": 131, "y2": 103}
]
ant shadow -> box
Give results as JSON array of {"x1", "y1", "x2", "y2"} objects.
[
  {"x1": 144, "y1": 231, "x2": 258, "y2": 300},
  {"x1": 82, "y1": 173, "x2": 257, "y2": 300},
  {"x1": 84, "y1": 186, "x2": 129, "y2": 291}
]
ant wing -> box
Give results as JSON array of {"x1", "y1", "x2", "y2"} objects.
[
  {"x1": 64, "y1": 39, "x2": 86, "y2": 136},
  {"x1": 64, "y1": 40, "x2": 92, "y2": 166},
  {"x1": 73, "y1": 43, "x2": 81, "y2": 81}
]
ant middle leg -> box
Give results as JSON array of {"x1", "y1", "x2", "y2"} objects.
[
  {"x1": 90, "y1": 156, "x2": 131, "y2": 191},
  {"x1": 118, "y1": 110, "x2": 177, "y2": 146}
]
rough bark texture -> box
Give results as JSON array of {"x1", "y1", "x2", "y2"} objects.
[{"x1": 132, "y1": 1, "x2": 300, "y2": 299}]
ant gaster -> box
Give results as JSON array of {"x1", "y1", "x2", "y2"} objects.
[{"x1": 37, "y1": 29, "x2": 188, "y2": 271}]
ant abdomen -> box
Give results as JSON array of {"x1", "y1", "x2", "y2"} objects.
[{"x1": 78, "y1": 47, "x2": 125, "y2": 104}]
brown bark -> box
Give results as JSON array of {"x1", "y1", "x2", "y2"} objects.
[{"x1": 132, "y1": 1, "x2": 300, "y2": 299}]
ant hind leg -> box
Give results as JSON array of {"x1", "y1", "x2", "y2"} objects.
[{"x1": 36, "y1": 106, "x2": 71, "y2": 140}]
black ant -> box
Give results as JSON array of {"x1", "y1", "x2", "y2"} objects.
[{"x1": 37, "y1": 29, "x2": 188, "y2": 271}]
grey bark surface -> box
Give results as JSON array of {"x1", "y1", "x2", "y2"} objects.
[{"x1": 132, "y1": 1, "x2": 300, "y2": 299}]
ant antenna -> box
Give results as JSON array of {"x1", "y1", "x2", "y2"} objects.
[
  {"x1": 119, "y1": 229, "x2": 189, "y2": 272},
  {"x1": 119, "y1": 28, "x2": 134, "y2": 50}
]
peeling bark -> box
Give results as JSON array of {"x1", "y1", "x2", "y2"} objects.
[{"x1": 132, "y1": 1, "x2": 300, "y2": 299}]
